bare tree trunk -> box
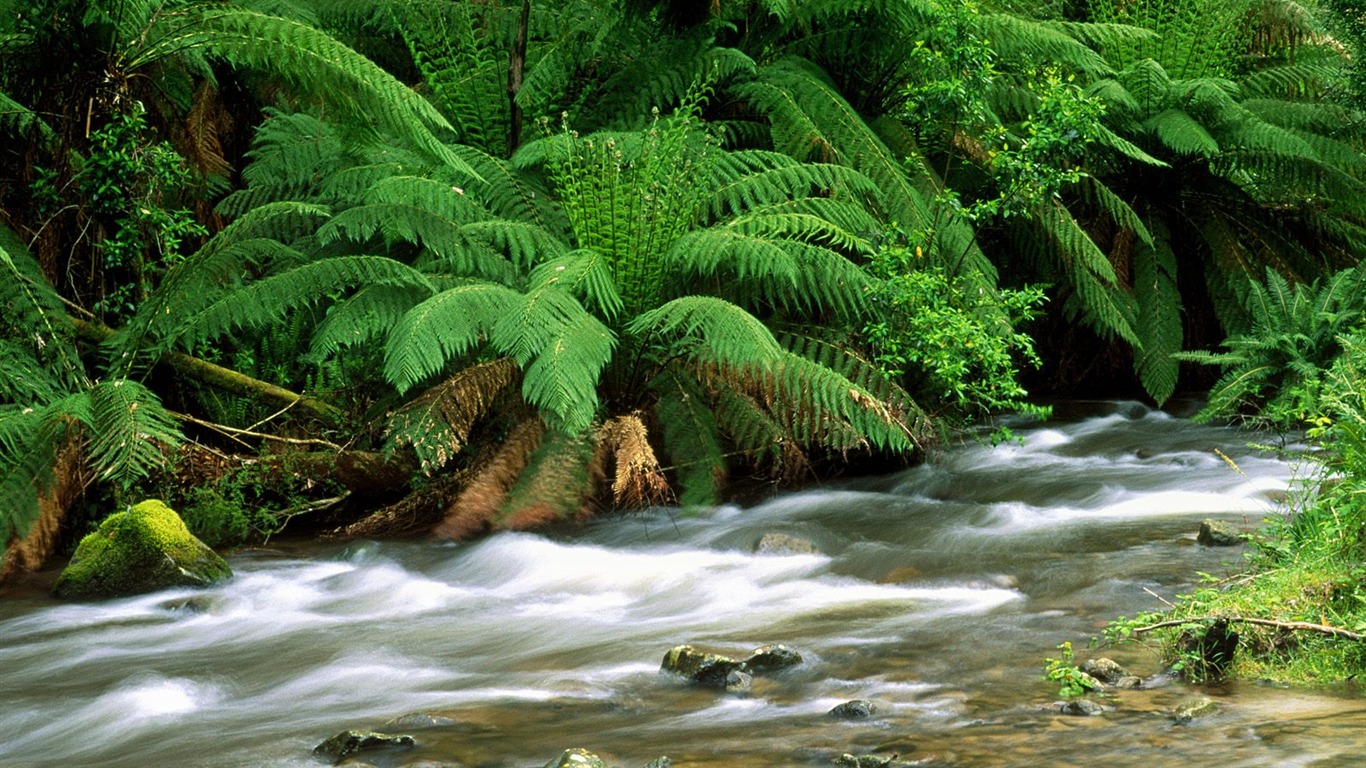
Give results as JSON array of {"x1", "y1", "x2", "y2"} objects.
[{"x1": 507, "y1": 0, "x2": 531, "y2": 155}]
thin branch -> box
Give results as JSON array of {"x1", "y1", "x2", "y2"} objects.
[
  {"x1": 1134, "y1": 616, "x2": 1366, "y2": 642},
  {"x1": 171, "y1": 410, "x2": 343, "y2": 451}
]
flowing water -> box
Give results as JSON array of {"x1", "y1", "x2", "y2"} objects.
[{"x1": 3, "y1": 401, "x2": 1363, "y2": 768}]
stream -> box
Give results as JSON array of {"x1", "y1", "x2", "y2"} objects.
[{"x1": 4, "y1": 400, "x2": 1363, "y2": 768}]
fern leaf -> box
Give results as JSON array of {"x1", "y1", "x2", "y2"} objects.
[
  {"x1": 628, "y1": 296, "x2": 784, "y2": 369},
  {"x1": 84, "y1": 380, "x2": 182, "y2": 490},
  {"x1": 385, "y1": 281, "x2": 524, "y2": 392},
  {"x1": 1132, "y1": 237, "x2": 1183, "y2": 404},
  {"x1": 433, "y1": 417, "x2": 544, "y2": 540},
  {"x1": 653, "y1": 372, "x2": 726, "y2": 508}
]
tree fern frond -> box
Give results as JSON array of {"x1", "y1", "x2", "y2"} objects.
[
  {"x1": 387, "y1": 358, "x2": 519, "y2": 473},
  {"x1": 385, "y1": 281, "x2": 524, "y2": 392},
  {"x1": 1077, "y1": 177, "x2": 1153, "y2": 245},
  {"x1": 498, "y1": 287, "x2": 614, "y2": 434},
  {"x1": 629, "y1": 296, "x2": 785, "y2": 369},
  {"x1": 1031, "y1": 199, "x2": 1139, "y2": 344},
  {"x1": 978, "y1": 13, "x2": 1112, "y2": 74},
  {"x1": 1145, "y1": 107, "x2": 1220, "y2": 156},
  {"x1": 0, "y1": 406, "x2": 74, "y2": 544},
  {"x1": 0, "y1": 224, "x2": 82, "y2": 389},
  {"x1": 174, "y1": 255, "x2": 434, "y2": 353},
  {"x1": 134, "y1": 4, "x2": 477, "y2": 177},
  {"x1": 1132, "y1": 235, "x2": 1183, "y2": 404},
  {"x1": 528, "y1": 248, "x2": 624, "y2": 320},
  {"x1": 596, "y1": 413, "x2": 671, "y2": 508},
  {"x1": 84, "y1": 380, "x2": 182, "y2": 490},
  {"x1": 653, "y1": 371, "x2": 725, "y2": 508},
  {"x1": 309, "y1": 282, "x2": 433, "y2": 360}
]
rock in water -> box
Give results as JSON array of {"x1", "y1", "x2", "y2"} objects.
[
  {"x1": 754, "y1": 533, "x2": 818, "y2": 554},
  {"x1": 545, "y1": 749, "x2": 609, "y2": 768},
  {"x1": 1059, "y1": 699, "x2": 1104, "y2": 717},
  {"x1": 52, "y1": 500, "x2": 232, "y2": 599},
  {"x1": 1080, "y1": 657, "x2": 1128, "y2": 684},
  {"x1": 744, "y1": 643, "x2": 804, "y2": 672},
  {"x1": 1171, "y1": 698, "x2": 1220, "y2": 723},
  {"x1": 660, "y1": 645, "x2": 746, "y2": 687},
  {"x1": 312, "y1": 730, "x2": 415, "y2": 764},
  {"x1": 1197, "y1": 519, "x2": 1242, "y2": 546},
  {"x1": 829, "y1": 700, "x2": 878, "y2": 719}
]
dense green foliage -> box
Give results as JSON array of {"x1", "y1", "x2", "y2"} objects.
[{"x1": 2, "y1": 0, "x2": 1365, "y2": 556}]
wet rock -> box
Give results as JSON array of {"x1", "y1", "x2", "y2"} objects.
[
  {"x1": 725, "y1": 669, "x2": 754, "y2": 693},
  {"x1": 829, "y1": 699, "x2": 878, "y2": 719},
  {"x1": 1114, "y1": 675, "x2": 1144, "y2": 689},
  {"x1": 877, "y1": 566, "x2": 922, "y2": 584},
  {"x1": 159, "y1": 595, "x2": 219, "y2": 613},
  {"x1": 643, "y1": 758, "x2": 673, "y2": 768},
  {"x1": 1197, "y1": 519, "x2": 1242, "y2": 546},
  {"x1": 836, "y1": 753, "x2": 898, "y2": 768},
  {"x1": 53, "y1": 500, "x2": 233, "y2": 599},
  {"x1": 545, "y1": 749, "x2": 608, "y2": 768},
  {"x1": 744, "y1": 643, "x2": 804, "y2": 672},
  {"x1": 312, "y1": 730, "x2": 415, "y2": 764},
  {"x1": 1080, "y1": 657, "x2": 1128, "y2": 684},
  {"x1": 1059, "y1": 699, "x2": 1105, "y2": 717},
  {"x1": 755, "y1": 533, "x2": 818, "y2": 555},
  {"x1": 660, "y1": 645, "x2": 746, "y2": 687},
  {"x1": 1172, "y1": 697, "x2": 1220, "y2": 723}
]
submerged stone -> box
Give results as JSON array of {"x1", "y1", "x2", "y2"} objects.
[
  {"x1": 312, "y1": 730, "x2": 415, "y2": 764},
  {"x1": 744, "y1": 643, "x2": 804, "y2": 672},
  {"x1": 52, "y1": 500, "x2": 232, "y2": 599},
  {"x1": 661, "y1": 645, "x2": 746, "y2": 687},
  {"x1": 1172, "y1": 697, "x2": 1220, "y2": 723},
  {"x1": 1114, "y1": 675, "x2": 1144, "y2": 690},
  {"x1": 1197, "y1": 519, "x2": 1242, "y2": 546},
  {"x1": 642, "y1": 757, "x2": 673, "y2": 768},
  {"x1": 545, "y1": 748, "x2": 608, "y2": 768},
  {"x1": 829, "y1": 699, "x2": 877, "y2": 719},
  {"x1": 755, "y1": 533, "x2": 818, "y2": 555},
  {"x1": 1059, "y1": 699, "x2": 1105, "y2": 717}
]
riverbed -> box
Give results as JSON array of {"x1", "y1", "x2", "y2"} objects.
[{"x1": 3, "y1": 401, "x2": 1357, "y2": 768}]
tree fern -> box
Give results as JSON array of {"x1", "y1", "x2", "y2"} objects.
[
  {"x1": 386, "y1": 358, "x2": 520, "y2": 473},
  {"x1": 1132, "y1": 232, "x2": 1183, "y2": 404}
]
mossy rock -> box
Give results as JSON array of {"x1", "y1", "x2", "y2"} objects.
[{"x1": 52, "y1": 500, "x2": 233, "y2": 599}]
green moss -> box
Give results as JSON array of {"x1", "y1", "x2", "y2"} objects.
[{"x1": 52, "y1": 500, "x2": 233, "y2": 599}]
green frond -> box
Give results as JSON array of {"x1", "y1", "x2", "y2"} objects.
[
  {"x1": 667, "y1": 229, "x2": 871, "y2": 318},
  {"x1": 702, "y1": 151, "x2": 882, "y2": 220},
  {"x1": 529, "y1": 249, "x2": 625, "y2": 321},
  {"x1": 309, "y1": 282, "x2": 433, "y2": 361},
  {"x1": 497, "y1": 287, "x2": 614, "y2": 434},
  {"x1": 1240, "y1": 62, "x2": 1340, "y2": 99},
  {"x1": 172, "y1": 255, "x2": 435, "y2": 353},
  {"x1": 628, "y1": 296, "x2": 784, "y2": 369},
  {"x1": 977, "y1": 13, "x2": 1112, "y2": 74},
  {"x1": 0, "y1": 406, "x2": 73, "y2": 543},
  {"x1": 778, "y1": 331, "x2": 931, "y2": 443},
  {"x1": 653, "y1": 372, "x2": 725, "y2": 508},
  {"x1": 386, "y1": 358, "x2": 520, "y2": 473},
  {"x1": 218, "y1": 110, "x2": 348, "y2": 215},
  {"x1": 0, "y1": 224, "x2": 82, "y2": 390},
  {"x1": 589, "y1": 31, "x2": 756, "y2": 125},
  {"x1": 385, "y1": 282, "x2": 525, "y2": 392},
  {"x1": 450, "y1": 144, "x2": 566, "y2": 230},
  {"x1": 1076, "y1": 177, "x2": 1153, "y2": 245},
  {"x1": 85, "y1": 380, "x2": 182, "y2": 491},
  {"x1": 318, "y1": 177, "x2": 519, "y2": 281},
  {"x1": 1031, "y1": 199, "x2": 1139, "y2": 344},
  {"x1": 1145, "y1": 108, "x2": 1220, "y2": 156},
  {"x1": 1132, "y1": 236, "x2": 1183, "y2": 404},
  {"x1": 0, "y1": 342, "x2": 64, "y2": 405},
  {"x1": 737, "y1": 57, "x2": 935, "y2": 236},
  {"x1": 0, "y1": 90, "x2": 55, "y2": 145},
  {"x1": 133, "y1": 4, "x2": 476, "y2": 177}
]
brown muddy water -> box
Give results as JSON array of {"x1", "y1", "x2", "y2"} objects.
[{"x1": 2, "y1": 401, "x2": 1359, "y2": 768}]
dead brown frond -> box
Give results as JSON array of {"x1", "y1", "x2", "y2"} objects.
[
  {"x1": 389, "y1": 359, "x2": 520, "y2": 473},
  {"x1": 599, "y1": 413, "x2": 673, "y2": 508},
  {"x1": 184, "y1": 81, "x2": 232, "y2": 180},
  {"x1": 1, "y1": 435, "x2": 86, "y2": 583},
  {"x1": 432, "y1": 418, "x2": 543, "y2": 540}
]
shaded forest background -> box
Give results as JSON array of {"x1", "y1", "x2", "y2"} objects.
[{"x1": 4, "y1": 0, "x2": 1365, "y2": 579}]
